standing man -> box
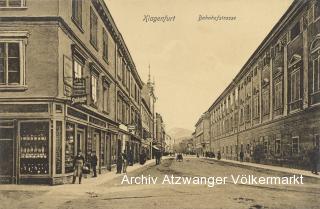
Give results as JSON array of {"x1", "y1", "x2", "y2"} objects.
[
  {"x1": 116, "y1": 153, "x2": 123, "y2": 174},
  {"x1": 72, "y1": 150, "x2": 85, "y2": 184},
  {"x1": 239, "y1": 151, "x2": 244, "y2": 162},
  {"x1": 91, "y1": 152, "x2": 98, "y2": 177},
  {"x1": 310, "y1": 147, "x2": 319, "y2": 175},
  {"x1": 122, "y1": 151, "x2": 128, "y2": 173}
]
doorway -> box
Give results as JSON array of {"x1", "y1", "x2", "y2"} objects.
[
  {"x1": 0, "y1": 121, "x2": 15, "y2": 183},
  {"x1": 76, "y1": 129, "x2": 85, "y2": 155}
]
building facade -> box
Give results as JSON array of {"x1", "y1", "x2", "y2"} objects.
[
  {"x1": 155, "y1": 113, "x2": 166, "y2": 152},
  {"x1": 0, "y1": 0, "x2": 146, "y2": 184},
  {"x1": 194, "y1": 112, "x2": 211, "y2": 156},
  {"x1": 206, "y1": 0, "x2": 320, "y2": 169},
  {"x1": 141, "y1": 78, "x2": 156, "y2": 159}
]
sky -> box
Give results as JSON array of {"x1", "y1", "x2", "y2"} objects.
[{"x1": 105, "y1": 0, "x2": 294, "y2": 131}]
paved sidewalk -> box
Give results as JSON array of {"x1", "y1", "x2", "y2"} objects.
[
  {"x1": 0, "y1": 158, "x2": 157, "y2": 192},
  {"x1": 205, "y1": 157, "x2": 320, "y2": 179}
]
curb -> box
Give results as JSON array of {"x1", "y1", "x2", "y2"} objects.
[{"x1": 202, "y1": 157, "x2": 320, "y2": 179}]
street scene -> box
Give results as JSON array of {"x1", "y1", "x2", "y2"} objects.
[
  {"x1": 0, "y1": 157, "x2": 319, "y2": 209},
  {"x1": 0, "y1": 0, "x2": 320, "y2": 208}
]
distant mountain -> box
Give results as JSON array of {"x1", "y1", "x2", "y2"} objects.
[{"x1": 167, "y1": 127, "x2": 193, "y2": 144}]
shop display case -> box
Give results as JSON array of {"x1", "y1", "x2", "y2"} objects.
[
  {"x1": 20, "y1": 122, "x2": 49, "y2": 175},
  {"x1": 65, "y1": 123, "x2": 75, "y2": 173}
]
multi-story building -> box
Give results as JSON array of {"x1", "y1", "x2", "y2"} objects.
[
  {"x1": 194, "y1": 112, "x2": 211, "y2": 156},
  {"x1": 141, "y1": 75, "x2": 156, "y2": 159},
  {"x1": 0, "y1": 0, "x2": 145, "y2": 184},
  {"x1": 155, "y1": 113, "x2": 166, "y2": 152},
  {"x1": 164, "y1": 133, "x2": 174, "y2": 153},
  {"x1": 207, "y1": 0, "x2": 320, "y2": 169}
]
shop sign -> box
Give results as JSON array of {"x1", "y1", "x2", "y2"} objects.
[{"x1": 71, "y1": 78, "x2": 87, "y2": 105}]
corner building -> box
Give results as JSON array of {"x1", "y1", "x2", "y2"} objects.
[
  {"x1": 0, "y1": 0, "x2": 143, "y2": 184},
  {"x1": 208, "y1": 0, "x2": 320, "y2": 169}
]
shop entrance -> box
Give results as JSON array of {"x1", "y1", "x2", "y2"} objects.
[
  {"x1": 0, "y1": 121, "x2": 15, "y2": 183},
  {"x1": 76, "y1": 129, "x2": 85, "y2": 154}
]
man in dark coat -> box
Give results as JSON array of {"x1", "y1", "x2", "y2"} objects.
[
  {"x1": 155, "y1": 150, "x2": 161, "y2": 165},
  {"x1": 310, "y1": 147, "x2": 319, "y2": 175},
  {"x1": 72, "y1": 150, "x2": 85, "y2": 184},
  {"x1": 116, "y1": 153, "x2": 123, "y2": 174},
  {"x1": 239, "y1": 151, "x2": 244, "y2": 162},
  {"x1": 91, "y1": 152, "x2": 98, "y2": 177}
]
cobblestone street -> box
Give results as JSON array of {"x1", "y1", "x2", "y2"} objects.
[{"x1": 1, "y1": 158, "x2": 319, "y2": 209}]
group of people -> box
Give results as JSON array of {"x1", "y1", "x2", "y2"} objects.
[{"x1": 72, "y1": 150, "x2": 98, "y2": 184}]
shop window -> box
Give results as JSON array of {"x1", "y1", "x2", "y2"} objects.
[
  {"x1": 292, "y1": 137, "x2": 299, "y2": 154},
  {"x1": 0, "y1": 0, "x2": 25, "y2": 7},
  {"x1": 290, "y1": 22, "x2": 300, "y2": 41},
  {"x1": 71, "y1": 0, "x2": 82, "y2": 29},
  {"x1": 55, "y1": 121, "x2": 62, "y2": 174},
  {"x1": 20, "y1": 121, "x2": 49, "y2": 175},
  {"x1": 65, "y1": 123, "x2": 75, "y2": 173},
  {"x1": 0, "y1": 42, "x2": 26, "y2": 86},
  {"x1": 102, "y1": 28, "x2": 108, "y2": 62},
  {"x1": 90, "y1": 7, "x2": 98, "y2": 49},
  {"x1": 0, "y1": 121, "x2": 14, "y2": 176}
]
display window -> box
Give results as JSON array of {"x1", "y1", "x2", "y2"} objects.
[
  {"x1": 65, "y1": 123, "x2": 75, "y2": 173},
  {"x1": 20, "y1": 121, "x2": 49, "y2": 175}
]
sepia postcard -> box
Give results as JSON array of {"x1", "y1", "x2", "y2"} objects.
[{"x1": 0, "y1": 0, "x2": 319, "y2": 208}]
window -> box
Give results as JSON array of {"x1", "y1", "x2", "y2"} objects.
[
  {"x1": 90, "y1": 7, "x2": 98, "y2": 49},
  {"x1": 263, "y1": 139, "x2": 268, "y2": 154},
  {"x1": 312, "y1": 54, "x2": 320, "y2": 93},
  {"x1": 102, "y1": 28, "x2": 108, "y2": 62},
  {"x1": 0, "y1": 42, "x2": 22, "y2": 85},
  {"x1": 91, "y1": 74, "x2": 98, "y2": 105},
  {"x1": 103, "y1": 84, "x2": 109, "y2": 113},
  {"x1": 290, "y1": 22, "x2": 300, "y2": 41},
  {"x1": 73, "y1": 59, "x2": 83, "y2": 79},
  {"x1": 253, "y1": 95, "x2": 259, "y2": 118},
  {"x1": 0, "y1": 0, "x2": 25, "y2": 7},
  {"x1": 290, "y1": 70, "x2": 300, "y2": 102},
  {"x1": 314, "y1": 135, "x2": 320, "y2": 150},
  {"x1": 117, "y1": 52, "x2": 122, "y2": 79},
  {"x1": 262, "y1": 89, "x2": 270, "y2": 115},
  {"x1": 315, "y1": 2, "x2": 320, "y2": 20},
  {"x1": 292, "y1": 137, "x2": 299, "y2": 154},
  {"x1": 275, "y1": 139, "x2": 281, "y2": 154},
  {"x1": 72, "y1": 0, "x2": 82, "y2": 28},
  {"x1": 274, "y1": 81, "x2": 283, "y2": 109}
]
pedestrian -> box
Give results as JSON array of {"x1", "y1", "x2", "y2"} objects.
[
  {"x1": 217, "y1": 151, "x2": 221, "y2": 160},
  {"x1": 310, "y1": 147, "x2": 319, "y2": 175},
  {"x1": 155, "y1": 150, "x2": 161, "y2": 165},
  {"x1": 140, "y1": 149, "x2": 147, "y2": 165},
  {"x1": 116, "y1": 153, "x2": 123, "y2": 174},
  {"x1": 91, "y1": 152, "x2": 98, "y2": 177},
  {"x1": 72, "y1": 150, "x2": 85, "y2": 184},
  {"x1": 122, "y1": 151, "x2": 128, "y2": 173},
  {"x1": 239, "y1": 151, "x2": 244, "y2": 162},
  {"x1": 128, "y1": 149, "x2": 133, "y2": 166}
]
